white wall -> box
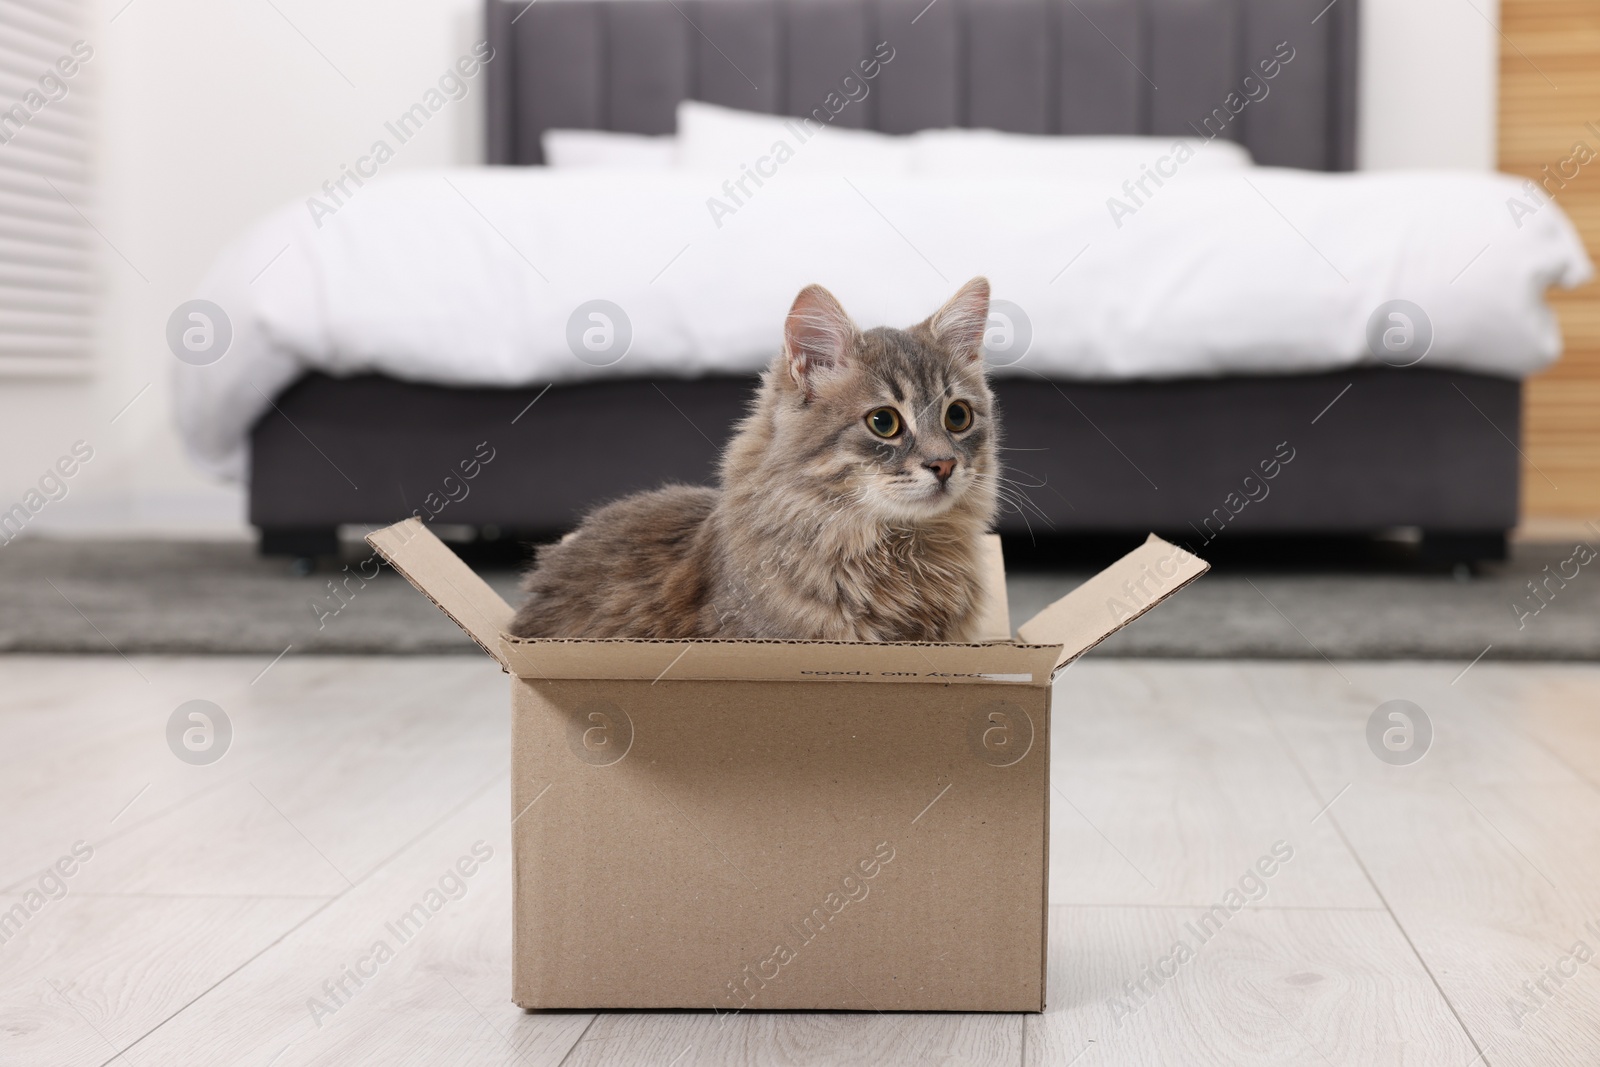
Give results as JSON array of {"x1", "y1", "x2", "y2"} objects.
[
  {"x1": 0, "y1": 0, "x2": 1499, "y2": 538},
  {"x1": 1359, "y1": 0, "x2": 1500, "y2": 170},
  {"x1": 0, "y1": 0, "x2": 483, "y2": 536}
]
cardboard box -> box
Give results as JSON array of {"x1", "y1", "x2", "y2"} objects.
[{"x1": 367, "y1": 518, "x2": 1206, "y2": 1012}]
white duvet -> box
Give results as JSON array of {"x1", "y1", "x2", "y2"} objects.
[{"x1": 177, "y1": 166, "x2": 1592, "y2": 479}]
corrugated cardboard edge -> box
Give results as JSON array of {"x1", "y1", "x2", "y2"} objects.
[
  {"x1": 366, "y1": 518, "x2": 516, "y2": 670},
  {"x1": 974, "y1": 533, "x2": 1012, "y2": 642},
  {"x1": 1038, "y1": 710, "x2": 1051, "y2": 1012},
  {"x1": 1016, "y1": 534, "x2": 1208, "y2": 677}
]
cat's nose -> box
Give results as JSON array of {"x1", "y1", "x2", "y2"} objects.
[{"x1": 924, "y1": 458, "x2": 956, "y2": 483}]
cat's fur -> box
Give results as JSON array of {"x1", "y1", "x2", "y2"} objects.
[{"x1": 509, "y1": 278, "x2": 1000, "y2": 641}]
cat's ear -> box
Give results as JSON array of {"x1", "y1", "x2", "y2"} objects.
[
  {"x1": 783, "y1": 284, "x2": 857, "y2": 397},
  {"x1": 926, "y1": 276, "x2": 991, "y2": 364}
]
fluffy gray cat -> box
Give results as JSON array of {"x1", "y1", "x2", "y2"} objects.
[{"x1": 510, "y1": 277, "x2": 1000, "y2": 641}]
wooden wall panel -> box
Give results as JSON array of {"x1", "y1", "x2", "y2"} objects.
[{"x1": 1499, "y1": 0, "x2": 1600, "y2": 517}]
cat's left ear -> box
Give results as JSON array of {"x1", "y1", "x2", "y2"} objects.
[
  {"x1": 784, "y1": 284, "x2": 857, "y2": 399},
  {"x1": 926, "y1": 276, "x2": 991, "y2": 364}
]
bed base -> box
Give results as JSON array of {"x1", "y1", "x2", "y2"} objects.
[{"x1": 249, "y1": 368, "x2": 1519, "y2": 564}]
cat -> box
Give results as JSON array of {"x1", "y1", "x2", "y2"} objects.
[{"x1": 508, "y1": 277, "x2": 1000, "y2": 642}]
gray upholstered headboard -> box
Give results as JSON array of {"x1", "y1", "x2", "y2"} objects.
[{"x1": 485, "y1": 0, "x2": 1357, "y2": 171}]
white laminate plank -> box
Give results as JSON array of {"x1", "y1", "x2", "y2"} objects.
[
  {"x1": 0, "y1": 656, "x2": 363, "y2": 890},
  {"x1": 561, "y1": 1010, "x2": 1022, "y2": 1067},
  {"x1": 8, "y1": 658, "x2": 1600, "y2": 1066},
  {"x1": 1466, "y1": 664, "x2": 1600, "y2": 794},
  {"x1": 1248, "y1": 661, "x2": 1600, "y2": 1067},
  {"x1": 1048, "y1": 663, "x2": 1377, "y2": 908},
  {"x1": 0, "y1": 656, "x2": 203, "y2": 891},
  {"x1": 0, "y1": 892, "x2": 323, "y2": 1065},
  {"x1": 0, "y1": 656, "x2": 591, "y2": 1067},
  {"x1": 88, "y1": 776, "x2": 592, "y2": 1067},
  {"x1": 1329, "y1": 782, "x2": 1600, "y2": 1067},
  {"x1": 1026, "y1": 905, "x2": 1478, "y2": 1067},
  {"x1": 7, "y1": 657, "x2": 507, "y2": 898}
]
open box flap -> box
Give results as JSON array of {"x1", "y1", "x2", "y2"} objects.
[
  {"x1": 493, "y1": 530, "x2": 1038, "y2": 683},
  {"x1": 1016, "y1": 534, "x2": 1208, "y2": 677},
  {"x1": 365, "y1": 519, "x2": 1057, "y2": 685},
  {"x1": 974, "y1": 533, "x2": 1011, "y2": 643},
  {"x1": 366, "y1": 518, "x2": 516, "y2": 669}
]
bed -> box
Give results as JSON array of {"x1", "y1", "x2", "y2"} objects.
[{"x1": 225, "y1": 0, "x2": 1586, "y2": 563}]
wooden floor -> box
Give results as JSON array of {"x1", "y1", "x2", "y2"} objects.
[{"x1": 2, "y1": 656, "x2": 1599, "y2": 1066}]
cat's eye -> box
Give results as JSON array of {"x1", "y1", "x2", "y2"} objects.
[
  {"x1": 866, "y1": 407, "x2": 902, "y2": 438},
  {"x1": 944, "y1": 400, "x2": 974, "y2": 433}
]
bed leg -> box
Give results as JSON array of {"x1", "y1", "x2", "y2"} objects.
[
  {"x1": 1418, "y1": 530, "x2": 1508, "y2": 566},
  {"x1": 258, "y1": 526, "x2": 339, "y2": 561}
]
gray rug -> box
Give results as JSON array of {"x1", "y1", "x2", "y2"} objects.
[{"x1": 2, "y1": 538, "x2": 1597, "y2": 660}]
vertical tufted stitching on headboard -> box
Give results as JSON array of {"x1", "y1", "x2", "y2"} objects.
[
  {"x1": 484, "y1": 0, "x2": 516, "y2": 162},
  {"x1": 483, "y1": 0, "x2": 1358, "y2": 169},
  {"x1": 1135, "y1": 0, "x2": 1152, "y2": 134},
  {"x1": 1329, "y1": 0, "x2": 1358, "y2": 170},
  {"x1": 957, "y1": 0, "x2": 969, "y2": 128},
  {"x1": 1043, "y1": 0, "x2": 1060, "y2": 135},
  {"x1": 1231, "y1": 0, "x2": 1249, "y2": 149}
]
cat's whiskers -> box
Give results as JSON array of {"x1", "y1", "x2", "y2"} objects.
[
  {"x1": 996, "y1": 472, "x2": 1054, "y2": 526},
  {"x1": 965, "y1": 468, "x2": 1049, "y2": 546},
  {"x1": 972, "y1": 471, "x2": 1048, "y2": 527}
]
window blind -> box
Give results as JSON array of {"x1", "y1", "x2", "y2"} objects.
[{"x1": 0, "y1": 0, "x2": 92, "y2": 374}]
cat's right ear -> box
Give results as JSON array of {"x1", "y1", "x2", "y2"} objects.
[
  {"x1": 927, "y1": 276, "x2": 991, "y2": 364},
  {"x1": 783, "y1": 284, "x2": 857, "y2": 399}
]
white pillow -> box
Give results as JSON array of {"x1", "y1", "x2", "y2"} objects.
[
  {"x1": 909, "y1": 129, "x2": 1254, "y2": 181},
  {"x1": 676, "y1": 100, "x2": 912, "y2": 175},
  {"x1": 541, "y1": 129, "x2": 677, "y2": 170}
]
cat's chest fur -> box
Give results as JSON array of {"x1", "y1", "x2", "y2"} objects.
[
  {"x1": 829, "y1": 532, "x2": 984, "y2": 641},
  {"x1": 713, "y1": 517, "x2": 986, "y2": 642}
]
